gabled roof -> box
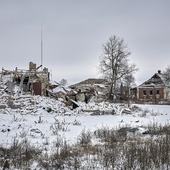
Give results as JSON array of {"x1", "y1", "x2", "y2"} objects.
[
  {"x1": 139, "y1": 71, "x2": 165, "y2": 87},
  {"x1": 69, "y1": 78, "x2": 108, "y2": 88}
]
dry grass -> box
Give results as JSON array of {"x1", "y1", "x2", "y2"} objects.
[{"x1": 1, "y1": 123, "x2": 170, "y2": 169}]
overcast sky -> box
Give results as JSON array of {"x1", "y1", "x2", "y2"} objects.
[{"x1": 0, "y1": 0, "x2": 170, "y2": 85}]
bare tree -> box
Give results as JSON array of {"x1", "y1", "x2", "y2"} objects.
[
  {"x1": 122, "y1": 73, "x2": 136, "y2": 103},
  {"x1": 98, "y1": 35, "x2": 138, "y2": 100},
  {"x1": 123, "y1": 73, "x2": 136, "y2": 93},
  {"x1": 162, "y1": 66, "x2": 170, "y2": 85}
]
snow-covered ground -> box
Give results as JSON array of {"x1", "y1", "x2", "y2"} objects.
[
  {"x1": 1, "y1": 95, "x2": 170, "y2": 149},
  {"x1": 1, "y1": 71, "x2": 170, "y2": 169},
  {"x1": 1, "y1": 94, "x2": 170, "y2": 169}
]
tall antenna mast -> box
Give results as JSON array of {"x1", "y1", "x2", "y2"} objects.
[{"x1": 41, "y1": 24, "x2": 43, "y2": 70}]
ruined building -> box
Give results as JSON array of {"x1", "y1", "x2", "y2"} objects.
[{"x1": 1, "y1": 62, "x2": 50, "y2": 96}]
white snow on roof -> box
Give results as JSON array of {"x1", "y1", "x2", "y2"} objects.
[{"x1": 52, "y1": 86, "x2": 66, "y2": 93}]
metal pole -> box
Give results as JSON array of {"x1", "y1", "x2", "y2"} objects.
[{"x1": 41, "y1": 24, "x2": 43, "y2": 71}]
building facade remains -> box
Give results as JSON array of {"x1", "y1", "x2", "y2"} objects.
[
  {"x1": 137, "y1": 70, "x2": 170, "y2": 104},
  {"x1": 1, "y1": 62, "x2": 50, "y2": 96}
]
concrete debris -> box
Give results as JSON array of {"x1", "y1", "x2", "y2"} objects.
[
  {"x1": 1, "y1": 62, "x2": 49, "y2": 96},
  {"x1": 0, "y1": 63, "x2": 127, "y2": 111},
  {"x1": 47, "y1": 78, "x2": 109, "y2": 109}
]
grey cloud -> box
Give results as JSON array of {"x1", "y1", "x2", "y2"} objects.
[{"x1": 1, "y1": 0, "x2": 170, "y2": 85}]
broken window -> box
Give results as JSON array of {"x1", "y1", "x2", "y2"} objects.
[
  {"x1": 143, "y1": 90, "x2": 146, "y2": 96},
  {"x1": 156, "y1": 90, "x2": 160, "y2": 95},
  {"x1": 150, "y1": 90, "x2": 153, "y2": 96}
]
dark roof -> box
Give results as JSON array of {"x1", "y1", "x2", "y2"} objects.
[
  {"x1": 139, "y1": 72, "x2": 165, "y2": 87},
  {"x1": 69, "y1": 78, "x2": 108, "y2": 88}
]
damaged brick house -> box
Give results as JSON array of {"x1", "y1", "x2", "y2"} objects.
[
  {"x1": 69, "y1": 78, "x2": 109, "y2": 102},
  {"x1": 137, "y1": 70, "x2": 170, "y2": 103},
  {"x1": 1, "y1": 62, "x2": 50, "y2": 96}
]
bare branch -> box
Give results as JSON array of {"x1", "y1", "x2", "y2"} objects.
[{"x1": 98, "y1": 35, "x2": 138, "y2": 100}]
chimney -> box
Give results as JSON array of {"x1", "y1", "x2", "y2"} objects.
[{"x1": 158, "y1": 70, "x2": 161, "y2": 74}]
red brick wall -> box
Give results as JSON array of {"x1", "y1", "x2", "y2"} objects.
[{"x1": 138, "y1": 87, "x2": 164, "y2": 102}]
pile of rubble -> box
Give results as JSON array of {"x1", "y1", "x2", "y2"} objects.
[
  {"x1": 47, "y1": 79, "x2": 109, "y2": 109},
  {"x1": 0, "y1": 68, "x2": 132, "y2": 116},
  {"x1": 0, "y1": 62, "x2": 133, "y2": 116},
  {"x1": 0, "y1": 62, "x2": 111, "y2": 110},
  {"x1": 48, "y1": 82, "x2": 92, "y2": 108}
]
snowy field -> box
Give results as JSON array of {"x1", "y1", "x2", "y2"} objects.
[
  {"x1": 0, "y1": 95, "x2": 170, "y2": 169},
  {"x1": 0, "y1": 95, "x2": 170, "y2": 149}
]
